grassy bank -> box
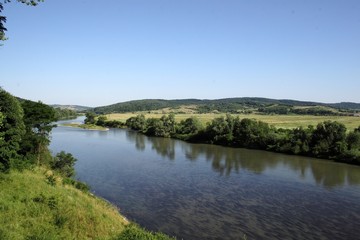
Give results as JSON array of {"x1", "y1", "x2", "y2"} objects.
[
  {"x1": 105, "y1": 112, "x2": 360, "y2": 131},
  {"x1": 0, "y1": 168, "x2": 174, "y2": 240},
  {"x1": 61, "y1": 123, "x2": 109, "y2": 131}
]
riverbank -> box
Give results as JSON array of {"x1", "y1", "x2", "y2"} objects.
[
  {"x1": 61, "y1": 122, "x2": 109, "y2": 131},
  {"x1": 0, "y1": 168, "x2": 174, "y2": 240},
  {"x1": 118, "y1": 114, "x2": 360, "y2": 165}
]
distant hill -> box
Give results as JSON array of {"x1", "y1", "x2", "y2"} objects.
[
  {"x1": 51, "y1": 104, "x2": 92, "y2": 112},
  {"x1": 92, "y1": 97, "x2": 360, "y2": 116}
]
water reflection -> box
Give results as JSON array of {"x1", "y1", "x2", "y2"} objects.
[
  {"x1": 51, "y1": 123, "x2": 360, "y2": 240},
  {"x1": 126, "y1": 131, "x2": 146, "y2": 151},
  {"x1": 126, "y1": 131, "x2": 360, "y2": 188}
]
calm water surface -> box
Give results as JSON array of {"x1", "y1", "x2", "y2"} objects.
[{"x1": 50, "y1": 118, "x2": 360, "y2": 240}]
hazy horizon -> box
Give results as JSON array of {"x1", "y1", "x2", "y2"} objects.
[
  {"x1": 49, "y1": 96, "x2": 360, "y2": 109},
  {"x1": 2, "y1": 0, "x2": 360, "y2": 106}
]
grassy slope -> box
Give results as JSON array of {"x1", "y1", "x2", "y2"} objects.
[
  {"x1": 0, "y1": 169, "x2": 174, "y2": 240},
  {"x1": 106, "y1": 112, "x2": 360, "y2": 131},
  {"x1": 0, "y1": 168, "x2": 127, "y2": 240}
]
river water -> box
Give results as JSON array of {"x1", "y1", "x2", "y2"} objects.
[{"x1": 50, "y1": 117, "x2": 360, "y2": 240}]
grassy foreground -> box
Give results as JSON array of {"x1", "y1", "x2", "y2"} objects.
[
  {"x1": 106, "y1": 112, "x2": 360, "y2": 131},
  {"x1": 0, "y1": 168, "x2": 174, "y2": 240}
]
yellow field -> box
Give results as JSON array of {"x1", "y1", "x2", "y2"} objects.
[{"x1": 105, "y1": 112, "x2": 360, "y2": 131}]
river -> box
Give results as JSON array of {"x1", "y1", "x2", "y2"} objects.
[{"x1": 49, "y1": 117, "x2": 360, "y2": 240}]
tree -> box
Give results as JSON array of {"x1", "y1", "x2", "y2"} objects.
[
  {"x1": 126, "y1": 114, "x2": 147, "y2": 131},
  {"x1": 346, "y1": 130, "x2": 360, "y2": 151},
  {"x1": 20, "y1": 100, "x2": 57, "y2": 164},
  {"x1": 178, "y1": 117, "x2": 203, "y2": 135},
  {"x1": 232, "y1": 118, "x2": 271, "y2": 148},
  {"x1": 311, "y1": 121, "x2": 347, "y2": 158},
  {"x1": 96, "y1": 115, "x2": 107, "y2": 126},
  {"x1": 0, "y1": 3, "x2": 6, "y2": 41},
  {"x1": 206, "y1": 115, "x2": 234, "y2": 145},
  {"x1": 160, "y1": 114, "x2": 177, "y2": 137},
  {"x1": 51, "y1": 151, "x2": 77, "y2": 178},
  {"x1": 1, "y1": 0, "x2": 44, "y2": 42},
  {"x1": 84, "y1": 112, "x2": 96, "y2": 124},
  {"x1": 0, "y1": 89, "x2": 26, "y2": 171}
]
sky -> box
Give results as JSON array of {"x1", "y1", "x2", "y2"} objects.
[{"x1": 1, "y1": 0, "x2": 360, "y2": 107}]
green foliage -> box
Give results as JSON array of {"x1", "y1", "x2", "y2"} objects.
[
  {"x1": 20, "y1": 100, "x2": 57, "y2": 164},
  {"x1": 116, "y1": 224, "x2": 175, "y2": 240},
  {"x1": 51, "y1": 151, "x2": 77, "y2": 178},
  {"x1": 346, "y1": 131, "x2": 360, "y2": 150},
  {"x1": 143, "y1": 114, "x2": 177, "y2": 138},
  {"x1": 310, "y1": 121, "x2": 347, "y2": 158},
  {"x1": 62, "y1": 178, "x2": 90, "y2": 193},
  {"x1": 54, "y1": 108, "x2": 77, "y2": 120},
  {"x1": 258, "y1": 105, "x2": 291, "y2": 114},
  {"x1": 102, "y1": 120, "x2": 125, "y2": 128},
  {"x1": 46, "y1": 174, "x2": 56, "y2": 186},
  {"x1": 96, "y1": 115, "x2": 108, "y2": 126},
  {"x1": 0, "y1": 89, "x2": 26, "y2": 172},
  {"x1": 0, "y1": 3, "x2": 6, "y2": 41},
  {"x1": 0, "y1": 111, "x2": 4, "y2": 141},
  {"x1": 84, "y1": 112, "x2": 96, "y2": 124},
  {"x1": 3, "y1": 0, "x2": 44, "y2": 6},
  {"x1": 125, "y1": 113, "x2": 360, "y2": 165},
  {"x1": 126, "y1": 114, "x2": 147, "y2": 131},
  {"x1": 145, "y1": 118, "x2": 167, "y2": 137},
  {"x1": 205, "y1": 115, "x2": 234, "y2": 145},
  {"x1": 93, "y1": 97, "x2": 360, "y2": 115},
  {"x1": 1, "y1": 0, "x2": 44, "y2": 42},
  {"x1": 178, "y1": 117, "x2": 203, "y2": 135}
]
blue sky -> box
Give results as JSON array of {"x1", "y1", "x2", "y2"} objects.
[{"x1": 1, "y1": 0, "x2": 360, "y2": 107}]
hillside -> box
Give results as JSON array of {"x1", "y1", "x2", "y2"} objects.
[
  {"x1": 51, "y1": 104, "x2": 92, "y2": 112},
  {"x1": 93, "y1": 97, "x2": 360, "y2": 115},
  {"x1": 0, "y1": 168, "x2": 174, "y2": 240}
]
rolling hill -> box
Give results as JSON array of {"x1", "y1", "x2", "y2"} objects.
[
  {"x1": 51, "y1": 104, "x2": 92, "y2": 112},
  {"x1": 92, "y1": 97, "x2": 360, "y2": 116}
]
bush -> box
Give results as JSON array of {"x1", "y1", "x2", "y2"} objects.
[{"x1": 51, "y1": 151, "x2": 77, "y2": 178}]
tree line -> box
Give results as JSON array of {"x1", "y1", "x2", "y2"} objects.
[{"x1": 91, "y1": 113, "x2": 360, "y2": 165}]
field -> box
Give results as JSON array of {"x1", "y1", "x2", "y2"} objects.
[{"x1": 105, "y1": 112, "x2": 360, "y2": 131}]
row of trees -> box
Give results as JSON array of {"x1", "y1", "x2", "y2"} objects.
[{"x1": 123, "y1": 114, "x2": 360, "y2": 164}]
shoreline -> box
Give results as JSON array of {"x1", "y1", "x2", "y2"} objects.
[{"x1": 59, "y1": 123, "x2": 109, "y2": 131}]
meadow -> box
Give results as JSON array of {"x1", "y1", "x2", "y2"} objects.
[{"x1": 105, "y1": 112, "x2": 360, "y2": 131}]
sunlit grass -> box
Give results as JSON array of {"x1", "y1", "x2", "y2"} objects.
[
  {"x1": 0, "y1": 168, "x2": 127, "y2": 240},
  {"x1": 0, "y1": 168, "x2": 175, "y2": 240},
  {"x1": 106, "y1": 112, "x2": 360, "y2": 131}
]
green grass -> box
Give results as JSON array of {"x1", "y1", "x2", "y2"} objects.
[
  {"x1": 0, "y1": 168, "x2": 174, "y2": 240},
  {"x1": 106, "y1": 112, "x2": 360, "y2": 131},
  {"x1": 61, "y1": 123, "x2": 109, "y2": 131}
]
